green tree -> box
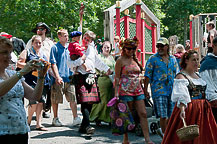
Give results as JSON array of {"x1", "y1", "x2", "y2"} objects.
[
  {"x1": 0, "y1": 0, "x2": 111, "y2": 42},
  {"x1": 161, "y1": 0, "x2": 217, "y2": 45}
]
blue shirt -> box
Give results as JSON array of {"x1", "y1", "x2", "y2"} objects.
[
  {"x1": 50, "y1": 42, "x2": 72, "y2": 85},
  {"x1": 144, "y1": 53, "x2": 179, "y2": 98}
]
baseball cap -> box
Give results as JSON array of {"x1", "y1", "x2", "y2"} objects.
[{"x1": 157, "y1": 37, "x2": 169, "y2": 45}]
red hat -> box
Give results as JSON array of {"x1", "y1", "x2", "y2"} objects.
[{"x1": 1, "y1": 34, "x2": 12, "y2": 39}]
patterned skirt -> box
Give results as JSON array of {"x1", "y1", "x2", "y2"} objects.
[{"x1": 74, "y1": 73, "x2": 100, "y2": 104}]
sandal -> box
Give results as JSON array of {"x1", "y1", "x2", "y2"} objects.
[
  {"x1": 35, "y1": 126, "x2": 48, "y2": 131},
  {"x1": 86, "y1": 126, "x2": 95, "y2": 134}
]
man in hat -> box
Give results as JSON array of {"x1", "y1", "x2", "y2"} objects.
[
  {"x1": 23, "y1": 22, "x2": 54, "y2": 118},
  {"x1": 200, "y1": 37, "x2": 217, "y2": 123},
  {"x1": 143, "y1": 37, "x2": 179, "y2": 138},
  {"x1": 25, "y1": 22, "x2": 54, "y2": 60},
  {"x1": 206, "y1": 21, "x2": 217, "y2": 53}
]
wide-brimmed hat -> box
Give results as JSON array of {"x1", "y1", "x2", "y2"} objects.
[
  {"x1": 32, "y1": 22, "x2": 51, "y2": 34},
  {"x1": 69, "y1": 31, "x2": 82, "y2": 38},
  {"x1": 157, "y1": 37, "x2": 169, "y2": 45}
]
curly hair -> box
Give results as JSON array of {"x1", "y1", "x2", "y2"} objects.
[{"x1": 180, "y1": 50, "x2": 198, "y2": 69}]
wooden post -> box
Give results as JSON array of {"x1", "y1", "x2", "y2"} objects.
[
  {"x1": 124, "y1": 9, "x2": 130, "y2": 39},
  {"x1": 115, "y1": 1, "x2": 121, "y2": 37},
  {"x1": 136, "y1": 2, "x2": 142, "y2": 61},
  {"x1": 151, "y1": 24, "x2": 157, "y2": 53},
  {"x1": 141, "y1": 18, "x2": 145, "y2": 67},
  {"x1": 189, "y1": 15, "x2": 193, "y2": 50}
]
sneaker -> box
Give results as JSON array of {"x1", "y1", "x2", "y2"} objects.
[
  {"x1": 73, "y1": 117, "x2": 81, "y2": 125},
  {"x1": 52, "y1": 117, "x2": 62, "y2": 127},
  {"x1": 156, "y1": 128, "x2": 164, "y2": 138},
  {"x1": 43, "y1": 112, "x2": 50, "y2": 118},
  {"x1": 86, "y1": 126, "x2": 95, "y2": 134}
]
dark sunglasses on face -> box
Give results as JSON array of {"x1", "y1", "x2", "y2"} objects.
[
  {"x1": 37, "y1": 28, "x2": 45, "y2": 31},
  {"x1": 125, "y1": 47, "x2": 137, "y2": 51},
  {"x1": 156, "y1": 44, "x2": 165, "y2": 48}
]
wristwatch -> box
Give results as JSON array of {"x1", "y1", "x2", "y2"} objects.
[{"x1": 16, "y1": 71, "x2": 22, "y2": 79}]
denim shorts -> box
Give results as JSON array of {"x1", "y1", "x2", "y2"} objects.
[
  {"x1": 153, "y1": 96, "x2": 174, "y2": 118},
  {"x1": 119, "y1": 94, "x2": 145, "y2": 102}
]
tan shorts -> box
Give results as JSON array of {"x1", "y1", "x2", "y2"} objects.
[{"x1": 51, "y1": 82, "x2": 76, "y2": 104}]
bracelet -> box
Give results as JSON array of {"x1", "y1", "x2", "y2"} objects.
[{"x1": 16, "y1": 71, "x2": 22, "y2": 79}]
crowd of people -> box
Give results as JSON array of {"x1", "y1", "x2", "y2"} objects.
[{"x1": 1, "y1": 4, "x2": 217, "y2": 144}]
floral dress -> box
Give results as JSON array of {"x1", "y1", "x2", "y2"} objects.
[{"x1": 119, "y1": 64, "x2": 144, "y2": 97}]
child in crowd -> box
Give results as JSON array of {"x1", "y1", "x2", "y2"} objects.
[{"x1": 68, "y1": 31, "x2": 90, "y2": 73}]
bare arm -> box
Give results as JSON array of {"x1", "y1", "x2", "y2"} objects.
[
  {"x1": 143, "y1": 76, "x2": 150, "y2": 98},
  {"x1": 16, "y1": 49, "x2": 27, "y2": 69},
  {"x1": 22, "y1": 78, "x2": 44, "y2": 101},
  {"x1": 114, "y1": 59, "x2": 122, "y2": 99},
  {"x1": 51, "y1": 64, "x2": 63, "y2": 85}
]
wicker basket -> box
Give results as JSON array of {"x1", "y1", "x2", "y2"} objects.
[{"x1": 176, "y1": 117, "x2": 199, "y2": 141}]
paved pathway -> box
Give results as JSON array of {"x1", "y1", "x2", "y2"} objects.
[{"x1": 26, "y1": 98, "x2": 162, "y2": 144}]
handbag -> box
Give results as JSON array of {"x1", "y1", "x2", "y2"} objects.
[{"x1": 108, "y1": 97, "x2": 135, "y2": 135}]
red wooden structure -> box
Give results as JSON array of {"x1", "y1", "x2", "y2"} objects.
[{"x1": 104, "y1": 0, "x2": 160, "y2": 66}]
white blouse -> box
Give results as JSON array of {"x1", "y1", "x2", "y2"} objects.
[
  {"x1": 171, "y1": 78, "x2": 206, "y2": 108},
  {"x1": 0, "y1": 70, "x2": 30, "y2": 135}
]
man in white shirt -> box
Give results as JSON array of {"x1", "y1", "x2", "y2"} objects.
[{"x1": 200, "y1": 37, "x2": 217, "y2": 123}]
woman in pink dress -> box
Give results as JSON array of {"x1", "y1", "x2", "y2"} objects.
[{"x1": 114, "y1": 37, "x2": 154, "y2": 144}]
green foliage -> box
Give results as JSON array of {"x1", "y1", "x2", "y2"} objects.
[
  {"x1": 1, "y1": 0, "x2": 216, "y2": 46},
  {"x1": 0, "y1": 0, "x2": 111, "y2": 42},
  {"x1": 161, "y1": 0, "x2": 217, "y2": 44}
]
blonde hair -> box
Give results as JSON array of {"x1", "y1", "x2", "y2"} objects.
[
  {"x1": 57, "y1": 29, "x2": 68, "y2": 36},
  {"x1": 0, "y1": 36, "x2": 13, "y2": 49},
  {"x1": 84, "y1": 31, "x2": 96, "y2": 40},
  {"x1": 31, "y1": 35, "x2": 42, "y2": 43}
]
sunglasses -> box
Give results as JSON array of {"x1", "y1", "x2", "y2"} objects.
[
  {"x1": 156, "y1": 44, "x2": 165, "y2": 48},
  {"x1": 125, "y1": 47, "x2": 137, "y2": 51},
  {"x1": 37, "y1": 28, "x2": 45, "y2": 31}
]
